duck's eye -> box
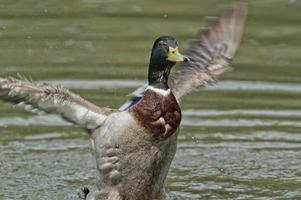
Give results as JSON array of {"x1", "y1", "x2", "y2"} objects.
[{"x1": 172, "y1": 51, "x2": 175, "y2": 54}]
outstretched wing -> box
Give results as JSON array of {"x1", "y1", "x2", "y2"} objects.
[
  {"x1": 0, "y1": 76, "x2": 115, "y2": 130},
  {"x1": 169, "y1": 3, "x2": 247, "y2": 100},
  {"x1": 119, "y1": 3, "x2": 247, "y2": 110}
]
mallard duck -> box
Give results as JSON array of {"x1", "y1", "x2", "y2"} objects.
[{"x1": 0, "y1": 3, "x2": 246, "y2": 200}]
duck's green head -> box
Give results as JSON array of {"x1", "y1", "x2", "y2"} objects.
[{"x1": 148, "y1": 36, "x2": 188, "y2": 89}]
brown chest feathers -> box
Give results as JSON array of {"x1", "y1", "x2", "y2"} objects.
[{"x1": 129, "y1": 88, "x2": 181, "y2": 140}]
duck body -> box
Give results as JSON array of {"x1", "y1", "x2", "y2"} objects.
[
  {"x1": 90, "y1": 86, "x2": 181, "y2": 200},
  {"x1": 0, "y1": 5, "x2": 247, "y2": 200}
]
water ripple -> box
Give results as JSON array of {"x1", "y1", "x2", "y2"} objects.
[
  {"x1": 182, "y1": 118, "x2": 301, "y2": 127},
  {"x1": 183, "y1": 109, "x2": 301, "y2": 117},
  {"x1": 1, "y1": 111, "x2": 301, "y2": 127},
  {"x1": 0, "y1": 115, "x2": 71, "y2": 127},
  {"x1": 41, "y1": 79, "x2": 301, "y2": 92}
]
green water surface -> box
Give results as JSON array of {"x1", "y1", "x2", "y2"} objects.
[{"x1": 0, "y1": 0, "x2": 301, "y2": 199}]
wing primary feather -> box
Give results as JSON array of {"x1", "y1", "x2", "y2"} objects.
[
  {"x1": 0, "y1": 77, "x2": 116, "y2": 131},
  {"x1": 168, "y1": 3, "x2": 247, "y2": 100}
]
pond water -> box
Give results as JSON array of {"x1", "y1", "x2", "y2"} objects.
[{"x1": 1, "y1": 0, "x2": 301, "y2": 199}]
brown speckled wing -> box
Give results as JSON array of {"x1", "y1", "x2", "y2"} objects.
[
  {"x1": 0, "y1": 76, "x2": 116, "y2": 130},
  {"x1": 168, "y1": 3, "x2": 247, "y2": 100}
]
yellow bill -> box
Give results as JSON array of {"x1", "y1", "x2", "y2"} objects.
[{"x1": 167, "y1": 47, "x2": 188, "y2": 62}]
